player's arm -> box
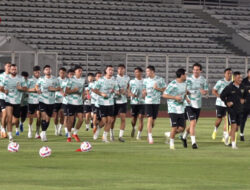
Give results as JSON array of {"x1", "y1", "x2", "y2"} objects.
[
  {"x1": 48, "y1": 86, "x2": 60, "y2": 92},
  {"x1": 17, "y1": 81, "x2": 27, "y2": 92},
  {"x1": 92, "y1": 88, "x2": 108, "y2": 98},
  {"x1": 65, "y1": 87, "x2": 79, "y2": 94},
  {"x1": 162, "y1": 93, "x2": 182, "y2": 102},
  {"x1": 153, "y1": 83, "x2": 166, "y2": 92}
]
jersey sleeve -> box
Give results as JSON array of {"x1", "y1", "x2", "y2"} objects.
[
  {"x1": 94, "y1": 80, "x2": 101, "y2": 90},
  {"x1": 213, "y1": 80, "x2": 221, "y2": 91},
  {"x1": 165, "y1": 83, "x2": 174, "y2": 95},
  {"x1": 160, "y1": 78, "x2": 167, "y2": 89},
  {"x1": 203, "y1": 78, "x2": 208, "y2": 91}
]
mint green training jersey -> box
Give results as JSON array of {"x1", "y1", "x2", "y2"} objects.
[
  {"x1": 27, "y1": 76, "x2": 39, "y2": 104},
  {"x1": 186, "y1": 75, "x2": 208, "y2": 109},
  {"x1": 164, "y1": 80, "x2": 187, "y2": 114},
  {"x1": 95, "y1": 76, "x2": 119, "y2": 106},
  {"x1": 55, "y1": 77, "x2": 67, "y2": 104},
  {"x1": 36, "y1": 75, "x2": 59, "y2": 104},
  {"x1": 213, "y1": 78, "x2": 231, "y2": 107},
  {"x1": 115, "y1": 74, "x2": 130, "y2": 104},
  {"x1": 66, "y1": 76, "x2": 85, "y2": 105},
  {"x1": 129, "y1": 78, "x2": 145, "y2": 105},
  {"x1": 0, "y1": 72, "x2": 9, "y2": 100},
  {"x1": 4, "y1": 75, "x2": 27, "y2": 105},
  {"x1": 143, "y1": 75, "x2": 166, "y2": 104}
]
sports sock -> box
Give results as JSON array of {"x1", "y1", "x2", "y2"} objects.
[
  {"x1": 103, "y1": 131, "x2": 108, "y2": 140},
  {"x1": 119, "y1": 130, "x2": 124, "y2": 138},
  {"x1": 232, "y1": 141, "x2": 236, "y2": 148},
  {"x1": 68, "y1": 131, "x2": 71, "y2": 138},
  {"x1": 73, "y1": 129, "x2": 78, "y2": 135},
  {"x1": 240, "y1": 133, "x2": 244, "y2": 136},
  {"x1": 41, "y1": 120, "x2": 47, "y2": 131},
  {"x1": 214, "y1": 126, "x2": 217, "y2": 132},
  {"x1": 191, "y1": 136, "x2": 196, "y2": 145},
  {"x1": 148, "y1": 133, "x2": 153, "y2": 141},
  {"x1": 182, "y1": 131, "x2": 188, "y2": 139},
  {"x1": 170, "y1": 138, "x2": 174, "y2": 147},
  {"x1": 137, "y1": 131, "x2": 141, "y2": 138},
  {"x1": 8, "y1": 132, "x2": 12, "y2": 139},
  {"x1": 86, "y1": 124, "x2": 90, "y2": 129}
]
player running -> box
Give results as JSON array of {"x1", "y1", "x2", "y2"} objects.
[
  {"x1": 220, "y1": 71, "x2": 246, "y2": 149},
  {"x1": 0, "y1": 62, "x2": 11, "y2": 138},
  {"x1": 163, "y1": 68, "x2": 189, "y2": 150},
  {"x1": 65, "y1": 65, "x2": 85, "y2": 142},
  {"x1": 129, "y1": 67, "x2": 144, "y2": 140},
  {"x1": 182, "y1": 63, "x2": 208, "y2": 149},
  {"x1": 2, "y1": 64, "x2": 27, "y2": 142},
  {"x1": 36, "y1": 65, "x2": 60, "y2": 142},
  {"x1": 211, "y1": 68, "x2": 232, "y2": 141},
  {"x1": 111, "y1": 64, "x2": 130, "y2": 142},
  {"x1": 93, "y1": 65, "x2": 119, "y2": 143},
  {"x1": 27, "y1": 66, "x2": 41, "y2": 139},
  {"x1": 84, "y1": 73, "x2": 95, "y2": 131},
  {"x1": 142, "y1": 65, "x2": 166, "y2": 144},
  {"x1": 54, "y1": 67, "x2": 67, "y2": 136}
]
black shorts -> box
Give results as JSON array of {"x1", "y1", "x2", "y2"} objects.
[
  {"x1": 5, "y1": 102, "x2": 20, "y2": 118},
  {"x1": 145, "y1": 104, "x2": 160, "y2": 120},
  {"x1": 185, "y1": 106, "x2": 201, "y2": 121},
  {"x1": 131, "y1": 104, "x2": 145, "y2": 117},
  {"x1": 100, "y1": 105, "x2": 115, "y2": 117},
  {"x1": 54, "y1": 103, "x2": 63, "y2": 113},
  {"x1": 62, "y1": 104, "x2": 68, "y2": 116},
  {"x1": 91, "y1": 104, "x2": 97, "y2": 114},
  {"x1": 28, "y1": 104, "x2": 39, "y2": 115},
  {"x1": 39, "y1": 102, "x2": 54, "y2": 117},
  {"x1": 66, "y1": 104, "x2": 83, "y2": 116},
  {"x1": 95, "y1": 106, "x2": 102, "y2": 121},
  {"x1": 20, "y1": 105, "x2": 28, "y2": 120},
  {"x1": 169, "y1": 113, "x2": 185, "y2": 128},
  {"x1": 216, "y1": 106, "x2": 227, "y2": 118},
  {"x1": 114, "y1": 103, "x2": 127, "y2": 116},
  {"x1": 228, "y1": 108, "x2": 241, "y2": 126},
  {"x1": 0, "y1": 99, "x2": 6, "y2": 112},
  {"x1": 84, "y1": 105, "x2": 92, "y2": 113}
]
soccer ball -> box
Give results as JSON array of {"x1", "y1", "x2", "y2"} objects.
[
  {"x1": 8, "y1": 142, "x2": 19, "y2": 152},
  {"x1": 39, "y1": 146, "x2": 52, "y2": 158},
  {"x1": 80, "y1": 141, "x2": 92, "y2": 152}
]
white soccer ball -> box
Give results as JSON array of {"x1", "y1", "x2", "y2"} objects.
[
  {"x1": 39, "y1": 146, "x2": 52, "y2": 158},
  {"x1": 80, "y1": 141, "x2": 92, "y2": 152},
  {"x1": 8, "y1": 142, "x2": 19, "y2": 152}
]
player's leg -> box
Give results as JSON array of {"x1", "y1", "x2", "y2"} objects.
[
  {"x1": 212, "y1": 106, "x2": 223, "y2": 140},
  {"x1": 118, "y1": 103, "x2": 127, "y2": 142},
  {"x1": 72, "y1": 111, "x2": 83, "y2": 142},
  {"x1": 131, "y1": 105, "x2": 138, "y2": 138},
  {"x1": 85, "y1": 112, "x2": 91, "y2": 131},
  {"x1": 53, "y1": 104, "x2": 59, "y2": 136},
  {"x1": 20, "y1": 106, "x2": 28, "y2": 134},
  {"x1": 13, "y1": 105, "x2": 21, "y2": 137},
  {"x1": 1, "y1": 103, "x2": 7, "y2": 138},
  {"x1": 102, "y1": 106, "x2": 114, "y2": 143},
  {"x1": 239, "y1": 108, "x2": 248, "y2": 141},
  {"x1": 56, "y1": 108, "x2": 64, "y2": 136},
  {"x1": 110, "y1": 104, "x2": 118, "y2": 141},
  {"x1": 6, "y1": 105, "x2": 14, "y2": 141},
  {"x1": 231, "y1": 123, "x2": 238, "y2": 149},
  {"x1": 66, "y1": 104, "x2": 76, "y2": 142},
  {"x1": 136, "y1": 113, "x2": 144, "y2": 140}
]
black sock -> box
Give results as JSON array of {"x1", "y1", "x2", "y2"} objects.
[
  {"x1": 41, "y1": 120, "x2": 47, "y2": 131},
  {"x1": 45, "y1": 121, "x2": 50, "y2": 131}
]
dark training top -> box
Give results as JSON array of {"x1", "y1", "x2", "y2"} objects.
[
  {"x1": 241, "y1": 77, "x2": 250, "y2": 107},
  {"x1": 220, "y1": 82, "x2": 246, "y2": 113}
]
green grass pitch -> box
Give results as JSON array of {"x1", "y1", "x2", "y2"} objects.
[{"x1": 0, "y1": 117, "x2": 250, "y2": 190}]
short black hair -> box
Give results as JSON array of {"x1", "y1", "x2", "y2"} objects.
[
  {"x1": 118, "y1": 64, "x2": 126, "y2": 69},
  {"x1": 104, "y1": 65, "x2": 113, "y2": 74},
  {"x1": 74, "y1": 65, "x2": 82, "y2": 71},
  {"x1": 5, "y1": 62, "x2": 11, "y2": 65},
  {"x1": 11, "y1": 64, "x2": 17, "y2": 67},
  {"x1": 33, "y1": 66, "x2": 41, "y2": 71},
  {"x1": 43, "y1": 65, "x2": 50, "y2": 70},
  {"x1": 59, "y1": 67, "x2": 66, "y2": 72},
  {"x1": 95, "y1": 71, "x2": 102, "y2": 76},
  {"x1": 176, "y1": 68, "x2": 186, "y2": 78},
  {"x1": 247, "y1": 68, "x2": 250, "y2": 73},
  {"x1": 87, "y1": 73, "x2": 94, "y2": 77},
  {"x1": 67, "y1": 69, "x2": 74, "y2": 73},
  {"x1": 224, "y1": 68, "x2": 232, "y2": 73},
  {"x1": 192, "y1": 63, "x2": 202, "y2": 71},
  {"x1": 147, "y1": 65, "x2": 155, "y2": 72},
  {"x1": 21, "y1": 71, "x2": 29, "y2": 77},
  {"x1": 134, "y1": 67, "x2": 143, "y2": 72},
  {"x1": 233, "y1": 71, "x2": 241, "y2": 76}
]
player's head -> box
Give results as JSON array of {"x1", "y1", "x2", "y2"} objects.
[
  {"x1": 117, "y1": 64, "x2": 126, "y2": 76},
  {"x1": 192, "y1": 63, "x2": 202, "y2": 78},
  {"x1": 21, "y1": 71, "x2": 29, "y2": 80},
  {"x1": 176, "y1": 68, "x2": 186, "y2": 81},
  {"x1": 43, "y1": 65, "x2": 51, "y2": 76},
  {"x1": 224, "y1": 68, "x2": 232, "y2": 81},
  {"x1": 10, "y1": 64, "x2": 17, "y2": 76},
  {"x1": 59, "y1": 67, "x2": 66, "y2": 79},
  {"x1": 134, "y1": 67, "x2": 143, "y2": 79},
  {"x1": 247, "y1": 68, "x2": 250, "y2": 78},
  {"x1": 74, "y1": 65, "x2": 83, "y2": 78},
  {"x1": 104, "y1": 65, "x2": 114, "y2": 77},
  {"x1": 87, "y1": 73, "x2": 94, "y2": 82},
  {"x1": 95, "y1": 71, "x2": 102, "y2": 81},
  {"x1": 146, "y1": 65, "x2": 155, "y2": 78},
  {"x1": 67, "y1": 69, "x2": 74, "y2": 78},
  {"x1": 4, "y1": 62, "x2": 11, "y2": 74},
  {"x1": 33, "y1": 66, "x2": 41, "y2": 78},
  {"x1": 233, "y1": 71, "x2": 242, "y2": 85}
]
